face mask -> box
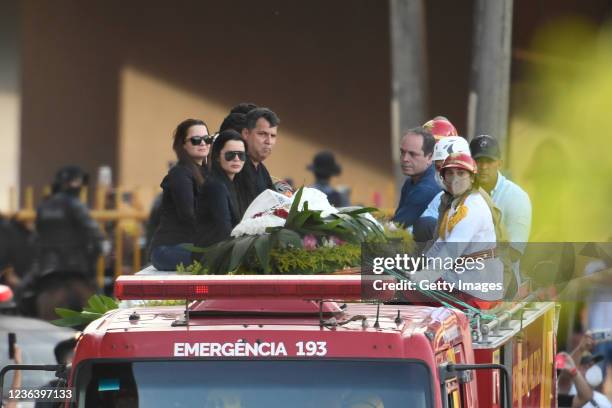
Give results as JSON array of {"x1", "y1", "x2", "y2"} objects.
[
  {"x1": 444, "y1": 174, "x2": 472, "y2": 196},
  {"x1": 585, "y1": 364, "x2": 603, "y2": 388}
]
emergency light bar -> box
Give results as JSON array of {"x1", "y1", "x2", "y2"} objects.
[{"x1": 114, "y1": 275, "x2": 372, "y2": 301}]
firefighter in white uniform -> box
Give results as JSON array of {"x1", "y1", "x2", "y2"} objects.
[{"x1": 415, "y1": 152, "x2": 504, "y2": 302}]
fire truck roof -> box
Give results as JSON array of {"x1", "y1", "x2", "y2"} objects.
[
  {"x1": 76, "y1": 302, "x2": 468, "y2": 361},
  {"x1": 72, "y1": 275, "x2": 471, "y2": 363}
]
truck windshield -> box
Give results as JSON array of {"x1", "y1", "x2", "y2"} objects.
[{"x1": 76, "y1": 360, "x2": 432, "y2": 408}]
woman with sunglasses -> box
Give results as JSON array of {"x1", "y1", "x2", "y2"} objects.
[
  {"x1": 149, "y1": 118, "x2": 213, "y2": 270},
  {"x1": 196, "y1": 130, "x2": 247, "y2": 248}
]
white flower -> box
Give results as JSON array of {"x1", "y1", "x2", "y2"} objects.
[
  {"x1": 297, "y1": 188, "x2": 338, "y2": 217},
  {"x1": 231, "y1": 214, "x2": 286, "y2": 237}
]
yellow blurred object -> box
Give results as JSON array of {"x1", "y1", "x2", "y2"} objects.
[{"x1": 509, "y1": 17, "x2": 612, "y2": 242}]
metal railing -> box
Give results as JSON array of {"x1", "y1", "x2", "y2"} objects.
[{"x1": 6, "y1": 185, "x2": 153, "y2": 289}]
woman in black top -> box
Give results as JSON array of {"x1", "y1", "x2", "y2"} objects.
[
  {"x1": 149, "y1": 119, "x2": 212, "y2": 270},
  {"x1": 196, "y1": 130, "x2": 246, "y2": 248}
]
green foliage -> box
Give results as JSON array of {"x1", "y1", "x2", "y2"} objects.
[
  {"x1": 176, "y1": 260, "x2": 207, "y2": 275},
  {"x1": 382, "y1": 223, "x2": 415, "y2": 253},
  {"x1": 180, "y1": 228, "x2": 415, "y2": 276},
  {"x1": 270, "y1": 244, "x2": 362, "y2": 274},
  {"x1": 51, "y1": 294, "x2": 119, "y2": 328},
  {"x1": 141, "y1": 300, "x2": 187, "y2": 307}
]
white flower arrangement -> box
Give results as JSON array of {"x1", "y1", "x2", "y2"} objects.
[
  {"x1": 230, "y1": 188, "x2": 340, "y2": 237},
  {"x1": 231, "y1": 213, "x2": 287, "y2": 237}
]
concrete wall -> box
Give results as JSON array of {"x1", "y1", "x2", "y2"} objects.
[
  {"x1": 0, "y1": 0, "x2": 21, "y2": 212},
  {"x1": 20, "y1": 0, "x2": 394, "y2": 209},
  {"x1": 19, "y1": 0, "x2": 611, "y2": 211}
]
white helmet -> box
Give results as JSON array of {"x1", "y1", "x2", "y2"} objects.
[{"x1": 432, "y1": 136, "x2": 470, "y2": 162}]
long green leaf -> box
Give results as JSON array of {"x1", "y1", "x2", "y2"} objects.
[
  {"x1": 54, "y1": 307, "x2": 82, "y2": 319},
  {"x1": 182, "y1": 244, "x2": 207, "y2": 254},
  {"x1": 254, "y1": 234, "x2": 272, "y2": 274},
  {"x1": 292, "y1": 210, "x2": 313, "y2": 229},
  {"x1": 277, "y1": 229, "x2": 303, "y2": 249},
  {"x1": 335, "y1": 215, "x2": 366, "y2": 242},
  {"x1": 100, "y1": 295, "x2": 119, "y2": 310},
  {"x1": 80, "y1": 311, "x2": 105, "y2": 320},
  {"x1": 361, "y1": 218, "x2": 386, "y2": 239},
  {"x1": 228, "y1": 236, "x2": 257, "y2": 272},
  {"x1": 87, "y1": 295, "x2": 106, "y2": 314},
  {"x1": 203, "y1": 240, "x2": 235, "y2": 274},
  {"x1": 285, "y1": 186, "x2": 304, "y2": 226},
  {"x1": 51, "y1": 316, "x2": 88, "y2": 327},
  {"x1": 295, "y1": 228, "x2": 328, "y2": 237},
  {"x1": 307, "y1": 219, "x2": 343, "y2": 232},
  {"x1": 338, "y1": 207, "x2": 378, "y2": 216}
]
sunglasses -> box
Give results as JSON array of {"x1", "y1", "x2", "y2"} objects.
[
  {"x1": 188, "y1": 136, "x2": 213, "y2": 146},
  {"x1": 224, "y1": 151, "x2": 246, "y2": 161}
]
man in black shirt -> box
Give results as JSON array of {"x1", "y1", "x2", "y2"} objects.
[{"x1": 236, "y1": 107, "x2": 280, "y2": 215}]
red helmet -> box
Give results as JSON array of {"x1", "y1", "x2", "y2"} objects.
[
  {"x1": 440, "y1": 152, "x2": 478, "y2": 174},
  {"x1": 422, "y1": 117, "x2": 458, "y2": 140}
]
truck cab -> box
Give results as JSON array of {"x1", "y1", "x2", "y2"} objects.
[{"x1": 73, "y1": 277, "x2": 473, "y2": 407}]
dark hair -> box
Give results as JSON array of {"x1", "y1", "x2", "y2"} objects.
[
  {"x1": 404, "y1": 127, "x2": 435, "y2": 157},
  {"x1": 51, "y1": 165, "x2": 89, "y2": 194},
  {"x1": 245, "y1": 108, "x2": 280, "y2": 130},
  {"x1": 54, "y1": 338, "x2": 77, "y2": 364},
  {"x1": 219, "y1": 112, "x2": 247, "y2": 133},
  {"x1": 210, "y1": 130, "x2": 247, "y2": 176},
  {"x1": 230, "y1": 102, "x2": 258, "y2": 115},
  {"x1": 172, "y1": 118, "x2": 208, "y2": 185}
]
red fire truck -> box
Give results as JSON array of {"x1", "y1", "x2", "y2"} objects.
[{"x1": 1, "y1": 274, "x2": 557, "y2": 407}]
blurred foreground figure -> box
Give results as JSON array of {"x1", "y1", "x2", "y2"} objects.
[
  {"x1": 35, "y1": 166, "x2": 103, "y2": 279},
  {"x1": 18, "y1": 166, "x2": 101, "y2": 320},
  {"x1": 0, "y1": 215, "x2": 34, "y2": 290},
  {"x1": 308, "y1": 151, "x2": 349, "y2": 207}
]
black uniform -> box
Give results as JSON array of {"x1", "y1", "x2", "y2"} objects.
[
  {"x1": 0, "y1": 216, "x2": 34, "y2": 282},
  {"x1": 196, "y1": 168, "x2": 241, "y2": 248},
  {"x1": 34, "y1": 191, "x2": 103, "y2": 278}
]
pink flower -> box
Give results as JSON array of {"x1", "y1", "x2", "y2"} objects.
[
  {"x1": 331, "y1": 236, "x2": 345, "y2": 246},
  {"x1": 302, "y1": 234, "x2": 318, "y2": 250}
]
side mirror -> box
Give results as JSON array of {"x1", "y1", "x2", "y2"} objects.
[{"x1": 439, "y1": 362, "x2": 511, "y2": 408}]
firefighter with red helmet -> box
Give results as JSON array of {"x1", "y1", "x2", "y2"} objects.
[
  {"x1": 414, "y1": 152, "x2": 505, "y2": 302},
  {"x1": 422, "y1": 116, "x2": 458, "y2": 141}
]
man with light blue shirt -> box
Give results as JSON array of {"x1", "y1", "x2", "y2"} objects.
[{"x1": 469, "y1": 135, "x2": 532, "y2": 258}]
